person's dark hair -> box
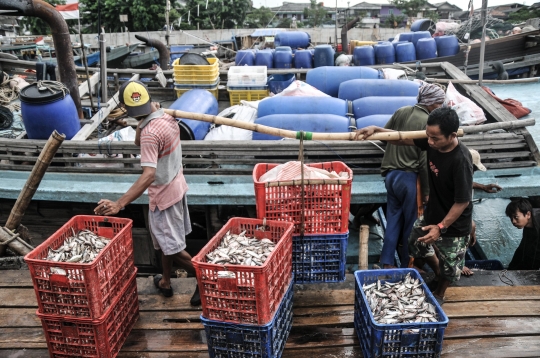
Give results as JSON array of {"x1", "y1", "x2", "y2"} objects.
[
  {"x1": 505, "y1": 198, "x2": 533, "y2": 218},
  {"x1": 426, "y1": 107, "x2": 459, "y2": 137}
]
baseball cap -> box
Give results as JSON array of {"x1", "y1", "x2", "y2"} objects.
[
  {"x1": 118, "y1": 80, "x2": 152, "y2": 118},
  {"x1": 469, "y1": 149, "x2": 486, "y2": 171}
]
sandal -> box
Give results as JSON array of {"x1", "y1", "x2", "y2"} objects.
[{"x1": 153, "y1": 274, "x2": 173, "y2": 297}]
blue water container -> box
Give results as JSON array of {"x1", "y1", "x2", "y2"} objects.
[
  {"x1": 374, "y1": 42, "x2": 395, "y2": 65},
  {"x1": 306, "y1": 67, "x2": 381, "y2": 97},
  {"x1": 399, "y1": 32, "x2": 414, "y2": 42},
  {"x1": 255, "y1": 50, "x2": 274, "y2": 68},
  {"x1": 435, "y1": 35, "x2": 460, "y2": 57},
  {"x1": 267, "y1": 74, "x2": 296, "y2": 94},
  {"x1": 20, "y1": 83, "x2": 80, "y2": 140},
  {"x1": 392, "y1": 41, "x2": 409, "y2": 51},
  {"x1": 235, "y1": 50, "x2": 255, "y2": 66},
  {"x1": 314, "y1": 45, "x2": 335, "y2": 67},
  {"x1": 338, "y1": 79, "x2": 420, "y2": 101},
  {"x1": 411, "y1": 19, "x2": 435, "y2": 33},
  {"x1": 274, "y1": 51, "x2": 293, "y2": 68},
  {"x1": 416, "y1": 38, "x2": 437, "y2": 60},
  {"x1": 411, "y1": 31, "x2": 431, "y2": 46},
  {"x1": 257, "y1": 96, "x2": 347, "y2": 118},
  {"x1": 275, "y1": 46, "x2": 293, "y2": 53},
  {"x1": 274, "y1": 32, "x2": 310, "y2": 49},
  {"x1": 170, "y1": 89, "x2": 218, "y2": 140},
  {"x1": 396, "y1": 42, "x2": 416, "y2": 62},
  {"x1": 353, "y1": 46, "x2": 375, "y2": 66},
  {"x1": 352, "y1": 96, "x2": 417, "y2": 118},
  {"x1": 294, "y1": 49, "x2": 313, "y2": 68},
  {"x1": 356, "y1": 114, "x2": 393, "y2": 128},
  {"x1": 169, "y1": 45, "x2": 195, "y2": 63},
  {"x1": 253, "y1": 114, "x2": 350, "y2": 140}
]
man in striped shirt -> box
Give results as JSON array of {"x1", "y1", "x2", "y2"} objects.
[{"x1": 94, "y1": 81, "x2": 200, "y2": 306}]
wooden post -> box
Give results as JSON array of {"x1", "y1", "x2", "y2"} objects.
[{"x1": 359, "y1": 225, "x2": 369, "y2": 270}]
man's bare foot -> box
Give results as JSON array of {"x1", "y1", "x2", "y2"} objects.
[{"x1": 462, "y1": 266, "x2": 474, "y2": 276}]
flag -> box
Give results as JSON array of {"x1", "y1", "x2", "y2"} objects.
[{"x1": 56, "y1": 3, "x2": 79, "y2": 20}]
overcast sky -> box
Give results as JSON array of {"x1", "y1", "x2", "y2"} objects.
[{"x1": 252, "y1": 0, "x2": 535, "y2": 11}]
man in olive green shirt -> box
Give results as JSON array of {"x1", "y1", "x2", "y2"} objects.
[{"x1": 379, "y1": 83, "x2": 445, "y2": 268}]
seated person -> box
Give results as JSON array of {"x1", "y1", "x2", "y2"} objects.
[{"x1": 505, "y1": 198, "x2": 540, "y2": 270}]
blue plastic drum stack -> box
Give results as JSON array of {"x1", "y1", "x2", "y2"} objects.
[
  {"x1": 314, "y1": 44, "x2": 335, "y2": 67},
  {"x1": 274, "y1": 31, "x2": 310, "y2": 48},
  {"x1": 399, "y1": 32, "x2": 414, "y2": 43},
  {"x1": 169, "y1": 89, "x2": 218, "y2": 140},
  {"x1": 374, "y1": 42, "x2": 395, "y2": 65},
  {"x1": 274, "y1": 46, "x2": 293, "y2": 68},
  {"x1": 294, "y1": 49, "x2": 313, "y2": 68},
  {"x1": 255, "y1": 49, "x2": 274, "y2": 68},
  {"x1": 353, "y1": 46, "x2": 375, "y2": 66},
  {"x1": 416, "y1": 38, "x2": 437, "y2": 60},
  {"x1": 235, "y1": 50, "x2": 255, "y2": 66},
  {"x1": 306, "y1": 66, "x2": 381, "y2": 97},
  {"x1": 396, "y1": 42, "x2": 416, "y2": 62},
  {"x1": 411, "y1": 31, "x2": 431, "y2": 47},
  {"x1": 435, "y1": 35, "x2": 460, "y2": 57}
]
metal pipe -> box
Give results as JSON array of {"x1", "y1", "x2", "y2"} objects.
[
  {"x1": 99, "y1": 28, "x2": 108, "y2": 103},
  {"x1": 478, "y1": 0, "x2": 488, "y2": 85},
  {"x1": 135, "y1": 34, "x2": 170, "y2": 69},
  {"x1": 342, "y1": 16, "x2": 360, "y2": 53},
  {"x1": 335, "y1": 0, "x2": 338, "y2": 46},
  {"x1": 0, "y1": 0, "x2": 83, "y2": 118}
]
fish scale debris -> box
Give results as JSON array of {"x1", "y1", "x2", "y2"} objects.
[
  {"x1": 44, "y1": 229, "x2": 110, "y2": 264},
  {"x1": 362, "y1": 273, "x2": 439, "y2": 324},
  {"x1": 206, "y1": 230, "x2": 276, "y2": 266}
]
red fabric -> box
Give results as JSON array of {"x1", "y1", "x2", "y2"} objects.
[
  {"x1": 56, "y1": 3, "x2": 78, "y2": 11},
  {"x1": 482, "y1": 86, "x2": 532, "y2": 119}
]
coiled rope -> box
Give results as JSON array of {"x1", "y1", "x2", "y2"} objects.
[
  {"x1": 0, "y1": 72, "x2": 18, "y2": 104},
  {"x1": 35, "y1": 80, "x2": 69, "y2": 98}
]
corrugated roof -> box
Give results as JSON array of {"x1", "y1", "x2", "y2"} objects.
[{"x1": 251, "y1": 28, "x2": 285, "y2": 37}]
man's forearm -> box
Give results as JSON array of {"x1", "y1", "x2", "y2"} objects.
[
  {"x1": 440, "y1": 202, "x2": 470, "y2": 229},
  {"x1": 117, "y1": 171, "x2": 154, "y2": 208}
]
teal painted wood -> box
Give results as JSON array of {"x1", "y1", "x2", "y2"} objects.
[{"x1": 1, "y1": 167, "x2": 540, "y2": 205}]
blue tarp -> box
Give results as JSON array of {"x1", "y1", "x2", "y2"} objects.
[{"x1": 250, "y1": 29, "x2": 285, "y2": 37}]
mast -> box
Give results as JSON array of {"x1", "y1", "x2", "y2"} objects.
[
  {"x1": 165, "y1": 0, "x2": 171, "y2": 48},
  {"x1": 478, "y1": 0, "x2": 488, "y2": 85}
]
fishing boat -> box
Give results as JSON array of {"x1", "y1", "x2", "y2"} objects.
[{"x1": 74, "y1": 43, "x2": 141, "y2": 68}]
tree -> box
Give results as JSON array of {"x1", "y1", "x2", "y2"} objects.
[
  {"x1": 384, "y1": 14, "x2": 405, "y2": 28},
  {"x1": 508, "y1": 6, "x2": 540, "y2": 22},
  {"x1": 304, "y1": 0, "x2": 328, "y2": 27},
  {"x1": 179, "y1": 0, "x2": 251, "y2": 29},
  {"x1": 245, "y1": 6, "x2": 274, "y2": 28},
  {"x1": 21, "y1": 0, "x2": 66, "y2": 35},
  {"x1": 391, "y1": 0, "x2": 428, "y2": 18}
]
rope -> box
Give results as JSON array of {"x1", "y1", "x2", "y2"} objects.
[
  {"x1": 0, "y1": 72, "x2": 18, "y2": 104},
  {"x1": 498, "y1": 269, "x2": 515, "y2": 286},
  {"x1": 298, "y1": 131, "x2": 306, "y2": 237},
  {"x1": 35, "y1": 80, "x2": 68, "y2": 98}
]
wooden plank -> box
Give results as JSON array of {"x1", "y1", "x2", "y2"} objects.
[
  {"x1": 78, "y1": 72, "x2": 100, "y2": 98},
  {"x1": 72, "y1": 74, "x2": 140, "y2": 141},
  {"x1": 441, "y1": 336, "x2": 540, "y2": 357}
]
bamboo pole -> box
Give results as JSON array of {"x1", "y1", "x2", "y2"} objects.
[
  {"x1": 426, "y1": 77, "x2": 540, "y2": 84},
  {"x1": 461, "y1": 118, "x2": 535, "y2": 133},
  {"x1": 163, "y1": 109, "x2": 465, "y2": 141},
  {"x1": 359, "y1": 225, "x2": 369, "y2": 270},
  {"x1": 0, "y1": 131, "x2": 65, "y2": 256}
]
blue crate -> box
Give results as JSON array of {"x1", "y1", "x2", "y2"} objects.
[
  {"x1": 354, "y1": 269, "x2": 449, "y2": 358},
  {"x1": 293, "y1": 232, "x2": 348, "y2": 284},
  {"x1": 465, "y1": 260, "x2": 504, "y2": 270},
  {"x1": 201, "y1": 279, "x2": 293, "y2": 358}
]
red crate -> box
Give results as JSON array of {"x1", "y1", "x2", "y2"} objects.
[
  {"x1": 38, "y1": 269, "x2": 139, "y2": 358},
  {"x1": 25, "y1": 215, "x2": 135, "y2": 319},
  {"x1": 253, "y1": 161, "x2": 353, "y2": 234},
  {"x1": 192, "y1": 217, "x2": 294, "y2": 325}
]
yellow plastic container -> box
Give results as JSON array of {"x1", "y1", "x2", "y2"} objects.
[
  {"x1": 172, "y1": 57, "x2": 219, "y2": 75},
  {"x1": 176, "y1": 86, "x2": 219, "y2": 100},
  {"x1": 349, "y1": 40, "x2": 377, "y2": 54},
  {"x1": 173, "y1": 73, "x2": 220, "y2": 85},
  {"x1": 228, "y1": 89, "x2": 269, "y2": 106}
]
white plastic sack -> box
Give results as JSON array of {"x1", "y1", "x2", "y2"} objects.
[
  {"x1": 204, "y1": 105, "x2": 257, "y2": 140},
  {"x1": 445, "y1": 82, "x2": 487, "y2": 125},
  {"x1": 272, "y1": 80, "x2": 330, "y2": 97},
  {"x1": 381, "y1": 68, "x2": 407, "y2": 80},
  {"x1": 78, "y1": 126, "x2": 139, "y2": 168},
  {"x1": 335, "y1": 54, "x2": 352, "y2": 66},
  {"x1": 435, "y1": 22, "x2": 460, "y2": 34},
  {"x1": 258, "y1": 161, "x2": 349, "y2": 182}
]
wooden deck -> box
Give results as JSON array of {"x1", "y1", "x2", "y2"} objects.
[{"x1": 1, "y1": 271, "x2": 539, "y2": 357}]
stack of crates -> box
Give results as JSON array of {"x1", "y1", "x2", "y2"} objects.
[
  {"x1": 192, "y1": 217, "x2": 295, "y2": 358},
  {"x1": 227, "y1": 66, "x2": 269, "y2": 105},
  {"x1": 172, "y1": 57, "x2": 220, "y2": 99},
  {"x1": 253, "y1": 161, "x2": 353, "y2": 284},
  {"x1": 24, "y1": 215, "x2": 138, "y2": 358}
]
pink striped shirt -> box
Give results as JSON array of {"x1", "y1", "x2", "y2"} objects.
[{"x1": 140, "y1": 109, "x2": 188, "y2": 211}]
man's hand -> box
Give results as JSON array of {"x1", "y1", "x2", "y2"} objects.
[
  {"x1": 94, "y1": 199, "x2": 123, "y2": 216},
  {"x1": 481, "y1": 183, "x2": 502, "y2": 193},
  {"x1": 418, "y1": 225, "x2": 441, "y2": 245},
  {"x1": 354, "y1": 126, "x2": 381, "y2": 140}
]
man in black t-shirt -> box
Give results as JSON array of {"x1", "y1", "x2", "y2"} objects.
[
  {"x1": 505, "y1": 198, "x2": 540, "y2": 270},
  {"x1": 355, "y1": 107, "x2": 473, "y2": 305}
]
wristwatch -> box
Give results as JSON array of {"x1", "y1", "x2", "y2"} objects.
[{"x1": 437, "y1": 223, "x2": 447, "y2": 234}]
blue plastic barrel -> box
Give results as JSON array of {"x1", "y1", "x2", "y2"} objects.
[
  {"x1": 20, "y1": 83, "x2": 80, "y2": 140},
  {"x1": 253, "y1": 114, "x2": 350, "y2": 140},
  {"x1": 255, "y1": 50, "x2": 274, "y2": 68},
  {"x1": 411, "y1": 19, "x2": 435, "y2": 33},
  {"x1": 306, "y1": 67, "x2": 381, "y2": 97},
  {"x1": 235, "y1": 50, "x2": 255, "y2": 66},
  {"x1": 374, "y1": 42, "x2": 395, "y2": 64},
  {"x1": 353, "y1": 46, "x2": 375, "y2": 66},
  {"x1": 257, "y1": 96, "x2": 347, "y2": 118},
  {"x1": 274, "y1": 51, "x2": 293, "y2": 68},
  {"x1": 268, "y1": 74, "x2": 295, "y2": 94},
  {"x1": 396, "y1": 42, "x2": 416, "y2": 62},
  {"x1": 435, "y1": 35, "x2": 459, "y2": 57},
  {"x1": 275, "y1": 46, "x2": 293, "y2": 52},
  {"x1": 411, "y1": 31, "x2": 431, "y2": 46},
  {"x1": 294, "y1": 49, "x2": 313, "y2": 68},
  {"x1": 356, "y1": 114, "x2": 393, "y2": 128},
  {"x1": 352, "y1": 96, "x2": 417, "y2": 118},
  {"x1": 170, "y1": 89, "x2": 218, "y2": 140},
  {"x1": 392, "y1": 41, "x2": 408, "y2": 51},
  {"x1": 399, "y1": 32, "x2": 414, "y2": 42},
  {"x1": 338, "y1": 79, "x2": 420, "y2": 101},
  {"x1": 314, "y1": 45, "x2": 335, "y2": 67},
  {"x1": 416, "y1": 38, "x2": 437, "y2": 60},
  {"x1": 274, "y1": 32, "x2": 310, "y2": 49}
]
